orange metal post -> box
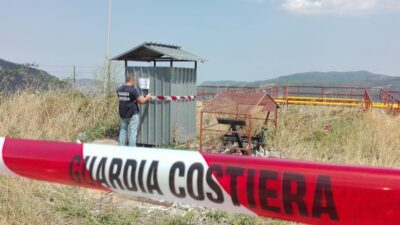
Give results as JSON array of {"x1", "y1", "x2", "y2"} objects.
[
  {"x1": 199, "y1": 111, "x2": 204, "y2": 151},
  {"x1": 248, "y1": 115, "x2": 252, "y2": 156}
]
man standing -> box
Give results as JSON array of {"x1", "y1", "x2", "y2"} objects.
[{"x1": 117, "y1": 75, "x2": 151, "y2": 146}]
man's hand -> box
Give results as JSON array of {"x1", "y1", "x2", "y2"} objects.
[
  {"x1": 146, "y1": 93, "x2": 152, "y2": 101},
  {"x1": 136, "y1": 93, "x2": 152, "y2": 104}
]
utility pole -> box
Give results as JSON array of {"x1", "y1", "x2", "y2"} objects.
[
  {"x1": 73, "y1": 65, "x2": 76, "y2": 87},
  {"x1": 105, "y1": 0, "x2": 112, "y2": 93}
]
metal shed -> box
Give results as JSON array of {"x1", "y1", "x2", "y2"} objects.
[{"x1": 112, "y1": 42, "x2": 205, "y2": 146}]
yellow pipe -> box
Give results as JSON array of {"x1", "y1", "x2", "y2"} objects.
[
  {"x1": 284, "y1": 97, "x2": 363, "y2": 103},
  {"x1": 274, "y1": 98, "x2": 399, "y2": 109},
  {"x1": 286, "y1": 96, "x2": 362, "y2": 102}
]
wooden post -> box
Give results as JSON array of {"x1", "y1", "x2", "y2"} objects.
[
  {"x1": 73, "y1": 65, "x2": 76, "y2": 87},
  {"x1": 265, "y1": 111, "x2": 270, "y2": 124}
]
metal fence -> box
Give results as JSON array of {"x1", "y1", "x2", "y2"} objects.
[{"x1": 198, "y1": 85, "x2": 400, "y2": 112}]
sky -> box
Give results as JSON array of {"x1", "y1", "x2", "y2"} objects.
[{"x1": 1, "y1": 0, "x2": 400, "y2": 83}]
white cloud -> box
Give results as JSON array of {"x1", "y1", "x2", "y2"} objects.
[{"x1": 282, "y1": 0, "x2": 400, "y2": 15}]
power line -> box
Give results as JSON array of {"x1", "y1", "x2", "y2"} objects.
[
  {"x1": 41, "y1": 70, "x2": 96, "y2": 74},
  {"x1": 37, "y1": 64, "x2": 98, "y2": 68}
]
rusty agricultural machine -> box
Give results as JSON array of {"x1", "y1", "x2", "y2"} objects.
[{"x1": 199, "y1": 91, "x2": 279, "y2": 156}]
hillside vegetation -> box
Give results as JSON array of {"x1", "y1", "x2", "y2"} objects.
[
  {"x1": 0, "y1": 59, "x2": 65, "y2": 93},
  {"x1": 0, "y1": 90, "x2": 399, "y2": 224}
]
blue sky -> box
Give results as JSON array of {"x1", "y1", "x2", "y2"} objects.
[{"x1": 1, "y1": 0, "x2": 400, "y2": 83}]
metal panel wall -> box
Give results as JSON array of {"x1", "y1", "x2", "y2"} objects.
[{"x1": 126, "y1": 66, "x2": 196, "y2": 146}]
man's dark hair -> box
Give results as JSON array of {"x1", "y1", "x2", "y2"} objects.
[{"x1": 126, "y1": 75, "x2": 135, "y2": 83}]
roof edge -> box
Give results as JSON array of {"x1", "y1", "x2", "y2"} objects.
[{"x1": 111, "y1": 42, "x2": 206, "y2": 62}]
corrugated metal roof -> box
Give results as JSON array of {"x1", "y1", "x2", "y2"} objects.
[{"x1": 111, "y1": 42, "x2": 206, "y2": 62}]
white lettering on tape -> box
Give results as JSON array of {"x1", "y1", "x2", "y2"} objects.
[{"x1": 81, "y1": 144, "x2": 253, "y2": 215}]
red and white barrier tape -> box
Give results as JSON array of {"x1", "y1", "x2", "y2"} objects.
[
  {"x1": 1, "y1": 137, "x2": 400, "y2": 224},
  {"x1": 150, "y1": 96, "x2": 196, "y2": 102}
]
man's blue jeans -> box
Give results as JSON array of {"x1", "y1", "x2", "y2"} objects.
[{"x1": 119, "y1": 114, "x2": 140, "y2": 146}]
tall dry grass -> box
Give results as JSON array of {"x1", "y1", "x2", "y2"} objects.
[
  {"x1": 274, "y1": 106, "x2": 400, "y2": 168},
  {"x1": 0, "y1": 89, "x2": 119, "y2": 142}
]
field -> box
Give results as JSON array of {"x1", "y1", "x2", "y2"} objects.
[{"x1": 0, "y1": 89, "x2": 399, "y2": 225}]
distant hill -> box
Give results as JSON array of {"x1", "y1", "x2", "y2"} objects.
[
  {"x1": 74, "y1": 78, "x2": 103, "y2": 92},
  {"x1": 202, "y1": 71, "x2": 400, "y2": 90},
  {"x1": 0, "y1": 58, "x2": 65, "y2": 93}
]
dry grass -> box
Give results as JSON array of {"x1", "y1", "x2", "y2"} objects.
[
  {"x1": 0, "y1": 176, "x2": 141, "y2": 225},
  {"x1": 274, "y1": 106, "x2": 400, "y2": 167},
  {"x1": 0, "y1": 89, "x2": 119, "y2": 142},
  {"x1": 0, "y1": 90, "x2": 400, "y2": 224}
]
